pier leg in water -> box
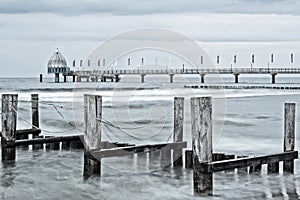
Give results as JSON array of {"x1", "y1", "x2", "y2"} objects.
[
  {"x1": 200, "y1": 74, "x2": 206, "y2": 83},
  {"x1": 73, "y1": 75, "x2": 76, "y2": 82},
  {"x1": 141, "y1": 74, "x2": 146, "y2": 83},
  {"x1": 63, "y1": 75, "x2": 67, "y2": 83},
  {"x1": 234, "y1": 73, "x2": 239, "y2": 83},
  {"x1": 1, "y1": 94, "x2": 18, "y2": 161},
  {"x1": 271, "y1": 73, "x2": 277, "y2": 84},
  {"x1": 169, "y1": 74, "x2": 174, "y2": 83},
  {"x1": 39, "y1": 74, "x2": 43, "y2": 83},
  {"x1": 55, "y1": 73, "x2": 59, "y2": 83},
  {"x1": 83, "y1": 95, "x2": 102, "y2": 179},
  {"x1": 191, "y1": 97, "x2": 213, "y2": 196},
  {"x1": 283, "y1": 103, "x2": 296, "y2": 174}
]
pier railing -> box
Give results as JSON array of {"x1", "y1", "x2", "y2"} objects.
[{"x1": 72, "y1": 67, "x2": 300, "y2": 76}]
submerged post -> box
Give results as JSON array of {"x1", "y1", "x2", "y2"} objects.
[
  {"x1": 1, "y1": 94, "x2": 18, "y2": 161},
  {"x1": 283, "y1": 103, "x2": 296, "y2": 174},
  {"x1": 83, "y1": 95, "x2": 102, "y2": 179},
  {"x1": 173, "y1": 97, "x2": 184, "y2": 167},
  {"x1": 191, "y1": 97, "x2": 213, "y2": 196}
]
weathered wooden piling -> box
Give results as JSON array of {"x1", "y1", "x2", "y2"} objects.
[
  {"x1": 185, "y1": 150, "x2": 193, "y2": 168},
  {"x1": 31, "y1": 94, "x2": 42, "y2": 150},
  {"x1": 249, "y1": 164, "x2": 262, "y2": 174},
  {"x1": 83, "y1": 95, "x2": 102, "y2": 179},
  {"x1": 283, "y1": 103, "x2": 296, "y2": 174},
  {"x1": 160, "y1": 146, "x2": 171, "y2": 167},
  {"x1": 1, "y1": 94, "x2": 18, "y2": 161},
  {"x1": 237, "y1": 156, "x2": 248, "y2": 174},
  {"x1": 62, "y1": 141, "x2": 71, "y2": 150},
  {"x1": 191, "y1": 97, "x2": 212, "y2": 196},
  {"x1": 173, "y1": 97, "x2": 184, "y2": 167},
  {"x1": 267, "y1": 162, "x2": 279, "y2": 174}
]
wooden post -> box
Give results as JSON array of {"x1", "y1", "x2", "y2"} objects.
[
  {"x1": 283, "y1": 103, "x2": 296, "y2": 174},
  {"x1": 185, "y1": 150, "x2": 193, "y2": 168},
  {"x1": 83, "y1": 95, "x2": 102, "y2": 179},
  {"x1": 31, "y1": 94, "x2": 39, "y2": 128},
  {"x1": 62, "y1": 141, "x2": 71, "y2": 150},
  {"x1": 191, "y1": 97, "x2": 213, "y2": 196},
  {"x1": 31, "y1": 94, "x2": 42, "y2": 150},
  {"x1": 268, "y1": 162, "x2": 279, "y2": 174},
  {"x1": 173, "y1": 97, "x2": 184, "y2": 167},
  {"x1": 237, "y1": 156, "x2": 248, "y2": 174},
  {"x1": 160, "y1": 147, "x2": 171, "y2": 167},
  {"x1": 39, "y1": 74, "x2": 43, "y2": 82},
  {"x1": 1, "y1": 94, "x2": 18, "y2": 161},
  {"x1": 249, "y1": 164, "x2": 262, "y2": 174}
]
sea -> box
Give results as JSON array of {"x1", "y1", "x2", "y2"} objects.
[{"x1": 0, "y1": 75, "x2": 299, "y2": 199}]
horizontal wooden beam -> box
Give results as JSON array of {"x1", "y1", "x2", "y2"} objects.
[
  {"x1": 0, "y1": 128, "x2": 41, "y2": 137},
  {"x1": 209, "y1": 151, "x2": 298, "y2": 172},
  {"x1": 91, "y1": 141, "x2": 187, "y2": 159},
  {"x1": 16, "y1": 128, "x2": 41, "y2": 136},
  {"x1": 5, "y1": 135, "x2": 83, "y2": 147}
]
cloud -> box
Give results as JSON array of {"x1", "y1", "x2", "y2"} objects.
[
  {"x1": 0, "y1": 13, "x2": 300, "y2": 42},
  {"x1": 0, "y1": 0, "x2": 300, "y2": 15}
]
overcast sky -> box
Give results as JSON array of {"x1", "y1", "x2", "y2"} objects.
[{"x1": 0, "y1": 0, "x2": 300, "y2": 77}]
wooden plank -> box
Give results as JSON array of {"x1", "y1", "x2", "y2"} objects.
[
  {"x1": 173, "y1": 97, "x2": 184, "y2": 167},
  {"x1": 91, "y1": 142, "x2": 187, "y2": 159},
  {"x1": 83, "y1": 95, "x2": 102, "y2": 179},
  {"x1": 0, "y1": 128, "x2": 41, "y2": 137},
  {"x1": 6, "y1": 135, "x2": 82, "y2": 147},
  {"x1": 191, "y1": 97, "x2": 213, "y2": 196},
  {"x1": 1, "y1": 94, "x2": 18, "y2": 161},
  {"x1": 283, "y1": 103, "x2": 296, "y2": 174},
  {"x1": 210, "y1": 151, "x2": 298, "y2": 172}
]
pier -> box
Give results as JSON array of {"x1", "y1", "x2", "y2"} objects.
[
  {"x1": 51, "y1": 67, "x2": 300, "y2": 84},
  {"x1": 0, "y1": 94, "x2": 298, "y2": 197}
]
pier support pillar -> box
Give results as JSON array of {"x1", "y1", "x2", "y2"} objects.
[
  {"x1": 200, "y1": 74, "x2": 206, "y2": 83},
  {"x1": 63, "y1": 75, "x2": 67, "y2": 83},
  {"x1": 234, "y1": 73, "x2": 239, "y2": 83},
  {"x1": 83, "y1": 95, "x2": 102, "y2": 179},
  {"x1": 95, "y1": 76, "x2": 98, "y2": 82},
  {"x1": 55, "y1": 73, "x2": 59, "y2": 83},
  {"x1": 39, "y1": 74, "x2": 43, "y2": 83},
  {"x1": 191, "y1": 97, "x2": 213, "y2": 196},
  {"x1": 283, "y1": 103, "x2": 295, "y2": 174},
  {"x1": 169, "y1": 74, "x2": 174, "y2": 83},
  {"x1": 141, "y1": 74, "x2": 146, "y2": 83},
  {"x1": 73, "y1": 75, "x2": 76, "y2": 82},
  {"x1": 173, "y1": 97, "x2": 184, "y2": 167},
  {"x1": 115, "y1": 74, "x2": 120, "y2": 82},
  {"x1": 1, "y1": 94, "x2": 18, "y2": 161},
  {"x1": 271, "y1": 73, "x2": 277, "y2": 84},
  {"x1": 77, "y1": 76, "x2": 81, "y2": 82}
]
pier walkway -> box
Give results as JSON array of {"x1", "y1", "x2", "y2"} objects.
[{"x1": 57, "y1": 67, "x2": 300, "y2": 84}]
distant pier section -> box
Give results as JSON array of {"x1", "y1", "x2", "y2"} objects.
[
  {"x1": 50, "y1": 67, "x2": 300, "y2": 84},
  {"x1": 45, "y1": 49, "x2": 299, "y2": 84}
]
